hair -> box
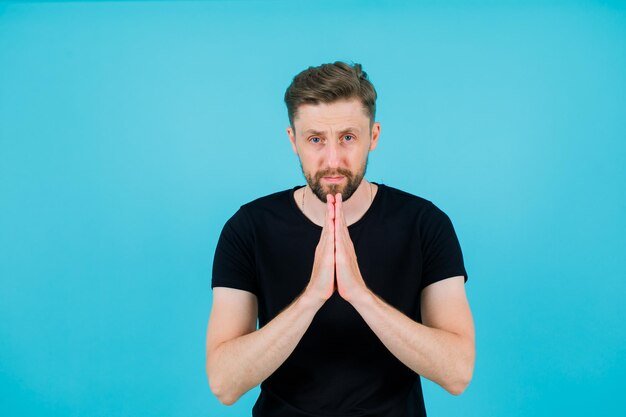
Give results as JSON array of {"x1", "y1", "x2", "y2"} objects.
[{"x1": 284, "y1": 61, "x2": 377, "y2": 130}]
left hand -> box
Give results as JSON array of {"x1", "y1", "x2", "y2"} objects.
[{"x1": 334, "y1": 193, "x2": 370, "y2": 303}]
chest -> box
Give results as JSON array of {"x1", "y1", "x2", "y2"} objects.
[{"x1": 254, "y1": 222, "x2": 424, "y2": 327}]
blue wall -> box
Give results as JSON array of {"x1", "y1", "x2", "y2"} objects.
[{"x1": 1, "y1": 1, "x2": 625, "y2": 416}]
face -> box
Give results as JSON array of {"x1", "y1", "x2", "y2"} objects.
[{"x1": 287, "y1": 98, "x2": 380, "y2": 203}]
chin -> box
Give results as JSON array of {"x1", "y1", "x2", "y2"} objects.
[
  {"x1": 318, "y1": 185, "x2": 358, "y2": 203},
  {"x1": 325, "y1": 184, "x2": 342, "y2": 195}
]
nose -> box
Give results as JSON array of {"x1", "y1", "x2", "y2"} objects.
[{"x1": 325, "y1": 140, "x2": 340, "y2": 169}]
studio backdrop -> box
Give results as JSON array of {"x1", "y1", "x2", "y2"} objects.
[{"x1": 1, "y1": 1, "x2": 625, "y2": 416}]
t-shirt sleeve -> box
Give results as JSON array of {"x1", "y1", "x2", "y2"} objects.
[
  {"x1": 420, "y1": 202, "x2": 468, "y2": 291},
  {"x1": 211, "y1": 207, "x2": 259, "y2": 295}
]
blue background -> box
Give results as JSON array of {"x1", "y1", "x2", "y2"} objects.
[{"x1": 1, "y1": 0, "x2": 625, "y2": 416}]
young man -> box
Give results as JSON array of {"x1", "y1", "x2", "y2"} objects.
[{"x1": 206, "y1": 62, "x2": 475, "y2": 416}]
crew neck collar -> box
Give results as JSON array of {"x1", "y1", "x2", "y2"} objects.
[{"x1": 289, "y1": 182, "x2": 384, "y2": 230}]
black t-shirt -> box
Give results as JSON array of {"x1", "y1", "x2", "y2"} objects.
[{"x1": 212, "y1": 183, "x2": 468, "y2": 417}]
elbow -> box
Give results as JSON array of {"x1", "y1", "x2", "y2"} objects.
[
  {"x1": 445, "y1": 338, "x2": 475, "y2": 396},
  {"x1": 208, "y1": 374, "x2": 241, "y2": 406},
  {"x1": 207, "y1": 364, "x2": 241, "y2": 406},
  {"x1": 444, "y1": 358, "x2": 474, "y2": 396},
  {"x1": 215, "y1": 394, "x2": 239, "y2": 405},
  {"x1": 445, "y1": 379, "x2": 470, "y2": 396}
]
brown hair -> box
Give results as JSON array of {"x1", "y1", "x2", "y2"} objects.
[{"x1": 284, "y1": 61, "x2": 377, "y2": 129}]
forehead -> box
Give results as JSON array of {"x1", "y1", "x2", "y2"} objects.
[{"x1": 293, "y1": 98, "x2": 369, "y2": 133}]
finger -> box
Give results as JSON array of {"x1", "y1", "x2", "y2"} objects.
[
  {"x1": 334, "y1": 193, "x2": 347, "y2": 233},
  {"x1": 323, "y1": 195, "x2": 332, "y2": 225},
  {"x1": 337, "y1": 193, "x2": 347, "y2": 226},
  {"x1": 335, "y1": 194, "x2": 353, "y2": 252},
  {"x1": 334, "y1": 194, "x2": 345, "y2": 250},
  {"x1": 325, "y1": 195, "x2": 335, "y2": 241},
  {"x1": 334, "y1": 193, "x2": 341, "y2": 227},
  {"x1": 326, "y1": 194, "x2": 335, "y2": 224}
]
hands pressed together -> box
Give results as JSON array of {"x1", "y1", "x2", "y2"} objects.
[{"x1": 306, "y1": 193, "x2": 370, "y2": 305}]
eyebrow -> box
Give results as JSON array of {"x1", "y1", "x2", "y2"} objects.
[{"x1": 303, "y1": 127, "x2": 362, "y2": 136}]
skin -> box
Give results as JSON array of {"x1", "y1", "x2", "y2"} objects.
[
  {"x1": 287, "y1": 98, "x2": 381, "y2": 227},
  {"x1": 206, "y1": 98, "x2": 475, "y2": 405}
]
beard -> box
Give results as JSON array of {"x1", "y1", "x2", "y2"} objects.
[{"x1": 301, "y1": 157, "x2": 369, "y2": 203}]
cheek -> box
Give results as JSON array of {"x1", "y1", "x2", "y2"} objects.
[
  {"x1": 347, "y1": 147, "x2": 368, "y2": 164},
  {"x1": 298, "y1": 152, "x2": 322, "y2": 171},
  {"x1": 306, "y1": 150, "x2": 329, "y2": 165}
]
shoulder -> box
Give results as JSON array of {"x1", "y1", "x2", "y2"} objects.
[
  {"x1": 240, "y1": 187, "x2": 296, "y2": 213},
  {"x1": 225, "y1": 187, "x2": 299, "y2": 232},
  {"x1": 379, "y1": 184, "x2": 447, "y2": 220},
  {"x1": 217, "y1": 188, "x2": 294, "y2": 246},
  {"x1": 381, "y1": 184, "x2": 431, "y2": 206}
]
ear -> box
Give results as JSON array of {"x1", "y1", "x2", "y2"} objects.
[
  {"x1": 369, "y1": 122, "x2": 381, "y2": 151},
  {"x1": 287, "y1": 126, "x2": 298, "y2": 155}
]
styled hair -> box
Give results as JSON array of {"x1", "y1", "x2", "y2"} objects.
[{"x1": 284, "y1": 61, "x2": 377, "y2": 129}]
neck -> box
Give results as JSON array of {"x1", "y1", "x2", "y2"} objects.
[{"x1": 300, "y1": 179, "x2": 377, "y2": 227}]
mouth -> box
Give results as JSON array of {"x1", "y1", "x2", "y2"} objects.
[{"x1": 322, "y1": 176, "x2": 345, "y2": 183}]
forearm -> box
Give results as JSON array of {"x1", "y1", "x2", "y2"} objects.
[
  {"x1": 208, "y1": 291, "x2": 324, "y2": 405},
  {"x1": 350, "y1": 291, "x2": 474, "y2": 395}
]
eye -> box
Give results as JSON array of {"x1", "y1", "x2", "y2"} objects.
[
  {"x1": 343, "y1": 134, "x2": 355, "y2": 142},
  {"x1": 309, "y1": 136, "x2": 322, "y2": 144}
]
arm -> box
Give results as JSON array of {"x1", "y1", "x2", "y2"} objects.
[
  {"x1": 333, "y1": 193, "x2": 475, "y2": 395},
  {"x1": 206, "y1": 196, "x2": 337, "y2": 405},
  {"x1": 349, "y1": 276, "x2": 475, "y2": 395},
  {"x1": 206, "y1": 287, "x2": 324, "y2": 405}
]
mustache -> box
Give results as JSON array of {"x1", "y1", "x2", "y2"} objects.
[{"x1": 314, "y1": 168, "x2": 353, "y2": 179}]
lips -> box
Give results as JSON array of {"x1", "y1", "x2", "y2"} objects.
[{"x1": 323, "y1": 176, "x2": 345, "y2": 183}]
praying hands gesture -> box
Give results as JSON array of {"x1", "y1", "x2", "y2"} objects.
[
  {"x1": 305, "y1": 193, "x2": 370, "y2": 305},
  {"x1": 209, "y1": 191, "x2": 474, "y2": 405}
]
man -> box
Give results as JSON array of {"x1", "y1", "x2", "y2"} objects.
[{"x1": 206, "y1": 62, "x2": 475, "y2": 417}]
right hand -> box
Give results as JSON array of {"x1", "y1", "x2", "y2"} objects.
[{"x1": 305, "y1": 194, "x2": 336, "y2": 304}]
